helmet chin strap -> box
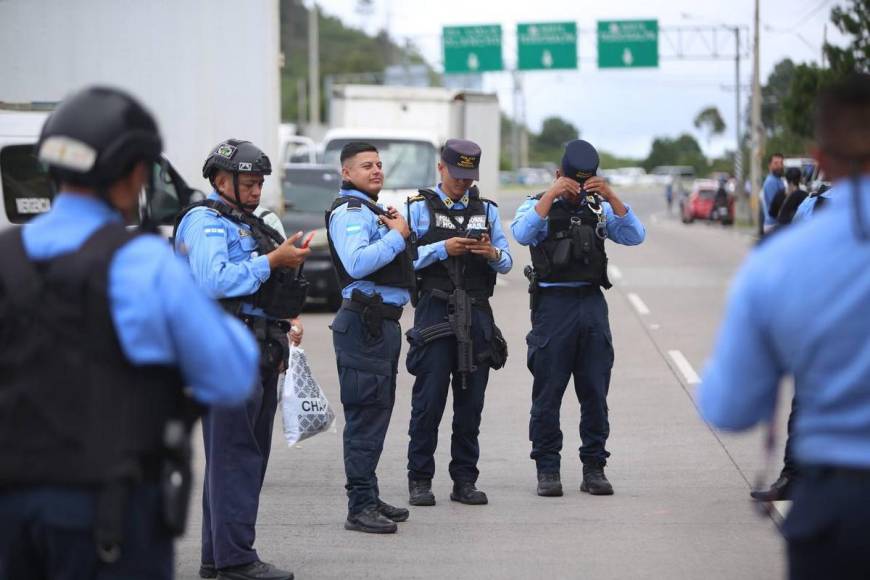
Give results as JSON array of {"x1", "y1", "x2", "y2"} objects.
[{"x1": 217, "y1": 172, "x2": 258, "y2": 212}]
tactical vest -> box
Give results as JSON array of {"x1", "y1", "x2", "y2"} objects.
[
  {"x1": 529, "y1": 194, "x2": 612, "y2": 288},
  {"x1": 411, "y1": 188, "x2": 497, "y2": 298},
  {"x1": 0, "y1": 225, "x2": 188, "y2": 486},
  {"x1": 173, "y1": 199, "x2": 308, "y2": 319},
  {"x1": 325, "y1": 195, "x2": 415, "y2": 290}
]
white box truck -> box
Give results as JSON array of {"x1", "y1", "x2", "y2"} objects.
[
  {"x1": 0, "y1": 0, "x2": 283, "y2": 211},
  {"x1": 326, "y1": 84, "x2": 501, "y2": 207}
]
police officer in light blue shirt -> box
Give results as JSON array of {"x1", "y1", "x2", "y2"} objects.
[
  {"x1": 512, "y1": 139, "x2": 645, "y2": 498},
  {"x1": 699, "y1": 74, "x2": 870, "y2": 579},
  {"x1": 761, "y1": 153, "x2": 786, "y2": 233},
  {"x1": 175, "y1": 141, "x2": 308, "y2": 580},
  {"x1": 0, "y1": 87, "x2": 258, "y2": 580},
  {"x1": 326, "y1": 142, "x2": 415, "y2": 535},
  {"x1": 404, "y1": 139, "x2": 511, "y2": 508}
]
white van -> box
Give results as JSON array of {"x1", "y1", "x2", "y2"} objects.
[
  {"x1": 0, "y1": 105, "x2": 54, "y2": 231},
  {"x1": 0, "y1": 103, "x2": 202, "y2": 234}
]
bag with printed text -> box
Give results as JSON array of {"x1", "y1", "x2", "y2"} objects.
[{"x1": 281, "y1": 346, "x2": 335, "y2": 446}]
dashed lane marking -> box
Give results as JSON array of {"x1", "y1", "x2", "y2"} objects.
[
  {"x1": 668, "y1": 350, "x2": 701, "y2": 385},
  {"x1": 627, "y1": 293, "x2": 650, "y2": 315}
]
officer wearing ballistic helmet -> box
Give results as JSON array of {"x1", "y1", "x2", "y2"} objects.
[
  {"x1": 326, "y1": 142, "x2": 414, "y2": 534},
  {"x1": 511, "y1": 140, "x2": 645, "y2": 498},
  {"x1": 0, "y1": 87, "x2": 258, "y2": 579},
  {"x1": 404, "y1": 139, "x2": 512, "y2": 507},
  {"x1": 174, "y1": 140, "x2": 309, "y2": 580}
]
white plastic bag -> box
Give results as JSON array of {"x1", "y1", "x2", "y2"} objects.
[{"x1": 281, "y1": 346, "x2": 335, "y2": 447}]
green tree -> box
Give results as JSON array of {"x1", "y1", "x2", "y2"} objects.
[
  {"x1": 825, "y1": 0, "x2": 870, "y2": 74},
  {"x1": 278, "y1": 0, "x2": 431, "y2": 122},
  {"x1": 536, "y1": 117, "x2": 579, "y2": 150},
  {"x1": 644, "y1": 133, "x2": 708, "y2": 175},
  {"x1": 693, "y1": 106, "x2": 726, "y2": 144}
]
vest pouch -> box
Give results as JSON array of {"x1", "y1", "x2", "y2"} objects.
[
  {"x1": 551, "y1": 236, "x2": 573, "y2": 268},
  {"x1": 571, "y1": 223, "x2": 597, "y2": 264},
  {"x1": 257, "y1": 269, "x2": 309, "y2": 319}
]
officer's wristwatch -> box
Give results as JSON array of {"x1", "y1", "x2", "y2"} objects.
[{"x1": 489, "y1": 247, "x2": 503, "y2": 263}]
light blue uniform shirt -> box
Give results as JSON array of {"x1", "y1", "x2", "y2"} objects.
[
  {"x1": 21, "y1": 193, "x2": 258, "y2": 405},
  {"x1": 699, "y1": 176, "x2": 870, "y2": 468},
  {"x1": 174, "y1": 192, "x2": 272, "y2": 317},
  {"x1": 511, "y1": 194, "x2": 646, "y2": 287},
  {"x1": 792, "y1": 188, "x2": 837, "y2": 224},
  {"x1": 327, "y1": 188, "x2": 410, "y2": 307},
  {"x1": 762, "y1": 173, "x2": 786, "y2": 227},
  {"x1": 407, "y1": 184, "x2": 513, "y2": 274}
]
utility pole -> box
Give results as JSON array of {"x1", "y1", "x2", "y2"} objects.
[
  {"x1": 749, "y1": 0, "x2": 763, "y2": 229},
  {"x1": 512, "y1": 71, "x2": 522, "y2": 171},
  {"x1": 732, "y1": 26, "x2": 746, "y2": 220},
  {"x1": 308, "y1": 2, "x2": 320, "y2": 128}
]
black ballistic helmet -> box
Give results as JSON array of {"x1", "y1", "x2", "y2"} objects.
[
  {"x1": 202, "y1": 139, "x2": 272, "y2": 210},
  {"x1": 202, "y1": 139, "x2": 272, "y2": 182},
  {"x1": 37, "y1": 86, "x2": 162, "y2": 188}
]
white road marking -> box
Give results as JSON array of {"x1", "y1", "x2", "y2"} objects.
[
  {"x1": 608, "y1": 265, "x2": 623, "y2": 281},
  {"x1": 627, "y1": 293, "x2": 650, "y2": 315},
  {"x1": 496, "y1": 278, "x2": 508, "y2": 287},
  {"x1": 668, "y1": 350, "x2": 701, "y2": 385}
]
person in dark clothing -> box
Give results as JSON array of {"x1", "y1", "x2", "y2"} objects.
[{"x1": 776, "y1": 167, "x2": 809, "y2": 226}]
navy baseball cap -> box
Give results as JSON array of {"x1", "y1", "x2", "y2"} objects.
[
  {"x1": 441, "y1": 138, "x2": 481, "y2": 180},
  {"x1": 561, "y1": 139, "x2": 599, "y2": 183}
]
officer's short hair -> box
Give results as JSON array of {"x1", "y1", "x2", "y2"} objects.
[
  {"x1": 815, "y1": 73, "x2": 870, "y2": 159},
  {"x1": 340, "y1": 142, "x2": 378, "y2": 165},
  {"x1": 768, "y1": 152, "x2": 784, "y2": 163},
  {"x1": 785, "y1": 167, "x2": 802, "y2": 186}
]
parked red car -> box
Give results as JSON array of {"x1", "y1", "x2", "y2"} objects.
[{"x1": 680, "y1": 179, "x2": 734, "y2": 225}]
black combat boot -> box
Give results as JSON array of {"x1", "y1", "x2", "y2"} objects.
[
  {"x1": 537, "y1": 472, "x2": 563, "y2": 497},
  {"x1": 450, "y1": 481, "x2": 488, "y2": 505},
  {"x1": 377, "y1": 498, "x2": 410, "y2": 522},
  {"x1": 216, "y1": 560, "x2": 293, "y2": 580},
  {"x1": 409, "y1": 478, "x2": 436, "y2": 506},
  {"x1": 344, "y1": 505, "x2": 398, "y2": 534},
  {"x1": 750, "y1": 473, "x2": 794, "y2": 502},
  {"x1": 199, "y1": 564, "x2": 217, "y2": 579},
  {"x1": 581, "y1": 463, "x2": 614, "y2": 496}
]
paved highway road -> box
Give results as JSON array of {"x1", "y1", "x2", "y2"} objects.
[{"x1": 177, "y1": 187, "x2": 789, "y2": 580}]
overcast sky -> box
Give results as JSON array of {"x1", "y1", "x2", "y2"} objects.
[{"x1": 313, "y1": 0, "x2": 847, "y2": 160}]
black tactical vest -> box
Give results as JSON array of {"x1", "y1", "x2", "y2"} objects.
[
  {"x1": 325, "y1": 195, "x2": 415, "y2": 290},
  {"x1": 173, "y1": 200, "x2": 308, "y2": 319},
  {"x1": 412, "y1": 188, "x2": 497, "y2": 298},
  {"x1": 529, "y1": 195, "x2": 612, "y2": 288},
  {"x1": 0, "y1": 225, "x2": 187, "y2": 486}
]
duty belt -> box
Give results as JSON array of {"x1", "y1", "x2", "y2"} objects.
[{"x1": 342, "y1": 290, "x2": 403, "y2": 337}]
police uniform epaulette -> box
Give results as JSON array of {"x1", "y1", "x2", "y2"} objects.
[
  {"x1": 479, "y1": 197, "x2": 498, "y2": 207},
  {"x1": 346, "y1": 198, "x2": 362, "y2": 211},
  {"x1": 408, "y1": 194, "x2": 427, "y2": 203}
]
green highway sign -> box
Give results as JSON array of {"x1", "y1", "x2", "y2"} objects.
[
  {"x1": 597, "y1": 20, "x2": 658, "y2": 68},
  {"x1": 443, "y1": 25, "x2": 503, "y2": 74},
  {"x1": 517, "y1": 22, "x2": 577, "y2": 71}
]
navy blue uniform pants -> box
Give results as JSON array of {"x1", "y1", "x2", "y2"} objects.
[
  {"x1": 783, "y1": 467, "x2": 870, "y2": 579},
  {"x1": 0, "y1": 484, "x2": 172, "y2": 580},
  {"x1": 526, "y1": 287, "x2": 614, "y2": 473},
  {"x1": 406, "y1": 292, "x2": 492, "y2": 484},
  {"x1": 201, "y1": 369, "x2": 279, "y2": 569},
  {"x1": 331, "y1": 307, "x2": 401, "y2": 515}
]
